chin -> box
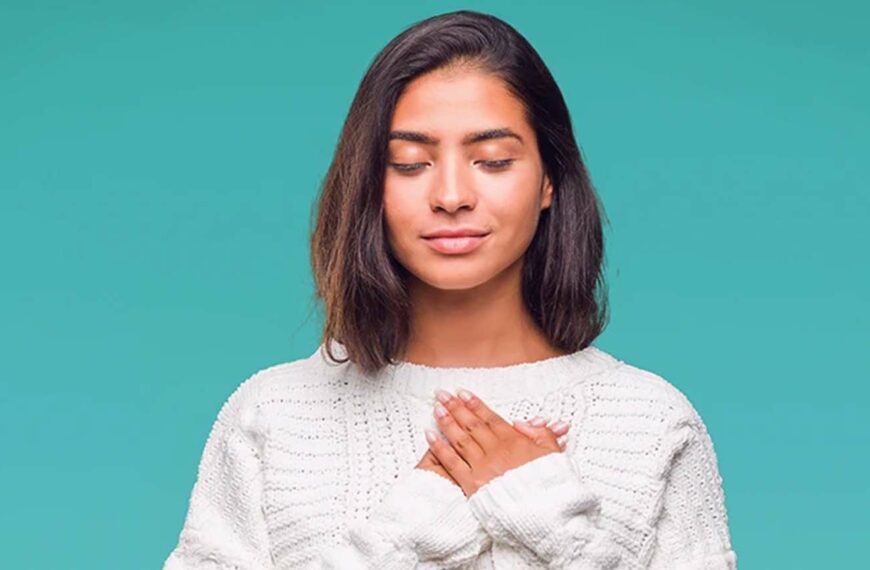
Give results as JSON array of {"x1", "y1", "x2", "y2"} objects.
[{"x1": 408, "y1": 267, "x2": 494, "y2": 292}]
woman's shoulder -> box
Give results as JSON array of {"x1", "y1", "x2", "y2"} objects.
[
  {"x1": 213, "y1": 346, "x2": 336, "y2": 432},
  {"x1": 581, "y1": 347, "x2": 709, "y2": 431},
  {"x1": 572, "y1": 348, "x2": 724, "y2": 487}
]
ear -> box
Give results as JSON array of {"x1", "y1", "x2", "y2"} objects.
[{"x1": 540, "y1": 173, "x2": 554, "y2": 210}]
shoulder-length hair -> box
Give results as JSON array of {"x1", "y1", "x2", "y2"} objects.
[{"x1": 309, "y1": 9, "x2": 610, "y2": 376}]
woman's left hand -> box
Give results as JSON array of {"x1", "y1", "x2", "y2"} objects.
[{"x1": 425, "y1": 388, "x2": 565, "y2": 497}]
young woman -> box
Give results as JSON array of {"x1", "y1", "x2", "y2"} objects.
[{"x1": 164, "y1": 10, "x2": 737, "y2": 569}]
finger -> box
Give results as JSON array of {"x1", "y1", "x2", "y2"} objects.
[
  {"x1": 434, "y1": 400, "x2": 486, "y2": 465},
  {"x1": 513, "y1": 420, "x2": 562, "y2": 452},
  {"x1": 425, "y1": 428, "x2": 472, "y2": 483},
  {"x1": 513, "y1": 420, "x2": 538, "y2": 439},
  {"x1": 417, "y1": 448, "x2": 460, "y2": 485},
  {"x1": 544, "y1": 418, "x2": 571, "y2": 436},
  {"x1": 455, "y1": 387, "x2": 515, "y2": 438},
  {"x1": 528, "y1": 416, "x2": 570, "y2": 436},
  {"x1": 417, "y1": 448, "x2": 439, "y2": 468},
  {"x1": 435, "y1": 389, "x2": 500, "y2": 452}
]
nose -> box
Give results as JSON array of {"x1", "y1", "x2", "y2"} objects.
[{"x1": 429, "y1": 154, "x2": 476, "y2": 213}]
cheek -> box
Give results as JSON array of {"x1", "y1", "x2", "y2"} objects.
[
  {"x1": 487, "y1": 179, "x2": 542, "y2": 236},
  {"x1": 382, "y1": 184, "x2": 417, "y2": 247}
]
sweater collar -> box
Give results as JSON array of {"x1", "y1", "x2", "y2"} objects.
[{"x1": 319, "y1": 341, "x2": 620, "y2": 404}]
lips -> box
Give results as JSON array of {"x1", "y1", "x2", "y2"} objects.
[
  {"x1": 421, "y1": 227, "x2": 490, "y2": 239},
  {"x1": 422, "y1": 233, "x2": 490, "y2": 254}
]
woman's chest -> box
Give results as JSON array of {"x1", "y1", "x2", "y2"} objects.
[
  {"x1": 258, "y1": 399, "x2": 438, "y2": 566},
  {"x1": 253, "y1": 387, "x2": 659, "y2": 568}
]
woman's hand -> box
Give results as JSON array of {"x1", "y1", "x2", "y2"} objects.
[
  {"x1": 415, "y1": 388, "x2": 570, "y2": 497},
  {"x1": 415, "y1": 415, "x2": 567, "y2": 486}
]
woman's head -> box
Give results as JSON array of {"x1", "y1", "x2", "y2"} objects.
[
  {"x1": 311, "y1": 10, "x2": 609, "y2": 375},
  {"x1": 384, "y1": 64, "x2": 553, "y2": 293}
]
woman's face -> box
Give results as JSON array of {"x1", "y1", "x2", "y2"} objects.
[{"x1": 383, "y1": 67, "x2": 553, "y2": 292}]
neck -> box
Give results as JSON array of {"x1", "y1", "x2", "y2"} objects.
[{"x1": 402, "y1": 259, "x2": 566, "y2": 368}]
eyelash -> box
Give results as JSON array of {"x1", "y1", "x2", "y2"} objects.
[{"x1": 389, "y1": 159, "x2": 515, "y2": 173}]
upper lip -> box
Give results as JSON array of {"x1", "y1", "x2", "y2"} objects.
[{"x1": 422, "y1": 227, "x2": 491, "y2": 239}]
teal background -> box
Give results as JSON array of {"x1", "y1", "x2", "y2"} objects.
[{"x1": 1, "y1": 1, "x2": 867, "y2": 567}]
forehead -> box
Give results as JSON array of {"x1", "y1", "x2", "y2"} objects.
[{"x1": 389, "y1": 69, "x2": 529, "y2": 143}]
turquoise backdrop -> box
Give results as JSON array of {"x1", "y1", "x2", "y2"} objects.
[{"x1": 1, "y1": 1, "x2": 867, "y2": 568}]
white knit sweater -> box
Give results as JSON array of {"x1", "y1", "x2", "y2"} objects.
[{"x1": 163, "y1": 342, "x2": 737, "y2": 569}]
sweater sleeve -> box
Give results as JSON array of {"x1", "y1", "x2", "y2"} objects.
[
  {"x1": 467, "y1": 450, "x2": 623, "y2": 569},
  {"x1": 465, "y1": 421, "x2": 738, "y2": 570},
  {"x1": 163, "y1": 377, "x2": 276, "y2": 570},
  {"x1": 162, "y1": 375, "x2": 490, "y2": 570},
  {"x1": 316, "y1": 467, "x2": 491, "y2": 569},
  {"x1": 646, "y1": 422, "x2": 738, "y2": 570}
]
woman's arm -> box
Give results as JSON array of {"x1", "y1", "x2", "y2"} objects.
[
  {"x1": 646, "y1": 422, "x2": 738, "y2": 569},
  {"x1": 162, "y1": 378, "x2": 274, "y2": 570},
  {"x1": 467, "y1": 450, "x2": 624, "y2": 569},
  {"x1": 317, "y1": 467, "x2": 489, "y2": 569},
  {"x1": 162, "y1": 375, "x2": 489, "y2": 570},
  {"x1": 465, "y1": 421, "x2": 737, "y2": 569},
  {"x1": 426, "y1": 390, "x2": 624, "y2": 568}
]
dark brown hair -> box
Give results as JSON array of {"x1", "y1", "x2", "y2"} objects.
[{"x1": 309, "y1": 9, "x2": 610, "y2": 376}]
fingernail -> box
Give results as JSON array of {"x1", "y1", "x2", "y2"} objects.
[
  {"x1": 456, "y1": 388, "x2": 473, "y2": 402},
  {"x1": 529, "y1": 416, "x2": 547, "y2": 427},
  {"x1": 425, "y1": 428, "x2": 439, "y2": 444},
  {"x1": 550, "y1": 420, "x2": 569, "y2": 432},
  {"x1": 434, "y1": 389, "x2": 452, "y2": 404},
  {"x1": 434, "y1": 402, "x2": 449, "y2": 418}
]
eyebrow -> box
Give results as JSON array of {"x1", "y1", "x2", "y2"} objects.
[{"x1": 388, "y1": 127, "x2": 524, "y2": 146}]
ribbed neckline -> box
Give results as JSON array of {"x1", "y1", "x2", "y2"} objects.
[{"x1": 317, "y1": 341, "x2": 620, "y2": 403}]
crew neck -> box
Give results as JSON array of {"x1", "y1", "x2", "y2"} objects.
[
  {"x1": 319, "y1": 341, "x2": 620, "y2": 403},
  {"x1": 391, "y1": 349, "x2": 585, "y2": 372}
]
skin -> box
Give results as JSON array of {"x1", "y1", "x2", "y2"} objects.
[
  {"x1": 421, "y1": 389, "x2": 570, "y2": 496},
  {"x1": 383, "y1": 65, "x2": 573, "y2": 495},
  {"x1": 384, "y1": 64, "x2": 560, "y2": 367}
]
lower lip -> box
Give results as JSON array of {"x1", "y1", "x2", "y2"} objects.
[{"x1": 423, "y1": 234, "x2": 490, "y2": 254}]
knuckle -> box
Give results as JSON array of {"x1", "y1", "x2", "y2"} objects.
[
  {"x1": 444, "y1": 398, "x2": 461, "y2": 410},
  {"x1": 485, "y1": 417, "x2": 502, "y2": 430},
  {"x1": 454, "y1": 433, "x2": 472, "y2": 450},
  {"x1": 465, "y1": 418, "x2": 484, "y2": 432},
  {"x1": 464, "y1": 397, "x2": 481, "y2": 409}
]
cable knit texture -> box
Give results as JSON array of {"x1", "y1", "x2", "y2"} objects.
[{"x1": 163, "y1": 341, "x2": 737, "y2": 569}]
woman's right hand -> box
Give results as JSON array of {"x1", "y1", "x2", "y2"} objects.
[{"x1": 415, "y1": 417, "x2": 570, "y2": 485}]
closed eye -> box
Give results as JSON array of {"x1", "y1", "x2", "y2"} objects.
[
  {"x1": 389, "y1": 162, "x2": 428, "y2": 173},
  {"x1": 389, "y1": 159, "x2": 515, "y2": 174},
  {"x1": 478, "y1": 159, "x2": 515, "y2": 170}
]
